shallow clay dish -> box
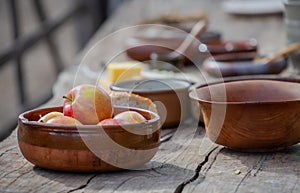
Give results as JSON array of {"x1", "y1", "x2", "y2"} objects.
[
  {"x1": 125, "y1": 31, "x2": 221, "y2": 62},
  {"x1": 190, "y1": 79, "x2": 300, "y2": 152},
  {"x1": 202, "y1": 56, "x2": 287, "y2": 77},
  {"x1": 18, "y1": 106, "x2": 160, "y2": 172},
  {"x1": 198, "y1": 39, "x2": 258, "y2": 55},
  {"x1": 111, "y1": 79, "x2": 191, "y2": 127}
]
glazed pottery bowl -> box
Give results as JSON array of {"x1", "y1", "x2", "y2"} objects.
[
  {"x1": 189, "y1": 79, "x2": 300, "y2": 152},
  {"x1": 111, "y1": 79, "x2": 191, "y2": 127},
  {"x1": 202, "y1": 56, "x2": 287, "y2": 77},
  {"x1": 18, "y1": 106, "x2": 160, "y2": 172},
  {"x1": 198, "y1": 39, "x2": 258, "y2": 55},
  {"x1": 125, "y1": 31, "x2": 221, "y2": 62}
]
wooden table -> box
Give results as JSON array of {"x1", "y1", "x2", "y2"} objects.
[{"x1": 1, "y1": 0, "x2": 299, "y2": 192}]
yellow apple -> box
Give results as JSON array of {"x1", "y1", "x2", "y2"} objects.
[
  {"x1": 38, "y1": 111, "x2": 64, "y2": 123},
  {"x1": 97, "y1": 118, "x2": 129, "y2": 126},
  {"x1": 113, "y1": 111, "x2": 146, "y2": 124},
  {"x1": 46, "y1": 115, "x2": 82, "y2": 125}
]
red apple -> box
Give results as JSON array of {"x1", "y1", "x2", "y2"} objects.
[
  {"x1": 97, "y1": 118, "x2": 129, "y2": 126},
  {"x1": 46, "y1": 115, "x2": 82, "y2": 125},
  {"x1": 38, "y1": 111, "x2": 64, "y2": 122},
  {"x1": 113, "y1": 111, "x2": 147, "y2": 124},
  {"x1": 63, "y1": 84, "x2": 113, "y2": 125}
]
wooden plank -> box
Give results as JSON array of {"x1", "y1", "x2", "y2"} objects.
[
  {"x1": 1, "y1": 124, "x2": 299, "y2": 192},
  {"x1": 185, "y1": 144, "x2": 300, "y2": 193},
  {"x1": 0, "y1": 121, "x2": 214, "y2": 192}
]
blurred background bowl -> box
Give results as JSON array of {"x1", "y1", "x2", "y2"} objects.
[
  {"x1": 202, "y1": 55, "x2": 287, "y2": 77},
  {"x1": 111, "y1": 79, "x2": 191, "y2": 127},
  {"x1": 125, "y1": 30, "x2": 221, "y2": 63}
]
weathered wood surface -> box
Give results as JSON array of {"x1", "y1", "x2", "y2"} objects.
[
  {"x1": 1, "y1": 0, "x2": 299, "y2": 193},
  {"x1": 1, "y1": 123, "x2": 299, "y2": 193}
]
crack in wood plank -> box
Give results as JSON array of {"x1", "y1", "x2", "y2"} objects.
[
  {"x1": 203, "y1": 147, "x2": 224, "y2": 174},
  {"x1": 173, "y1": 146, "x2": 219, "y2": 193},
  {"x1": 253, "y1": 155, "x2": 267, "y2": 177},
  {"x1": 160, "y1": 130, "x2": 176, "y2": 143},
  {"x1": 67, "y1": 174, "x2": 97, "y2": 193},
  {"x1": 233, "y1": 167, "x2": 252, "y2": 193},
  {"x1": 233, "y1": 154, "x2": 267, "y2": 193},
  {"x1": 150, "y1": 167, "x2": 165, "y2": 176},
  {"x1": 0, "y1": 146, "x2": 17, "y2": 158}
]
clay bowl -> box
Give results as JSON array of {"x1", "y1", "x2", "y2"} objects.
[
  {"x1": 18, "y1": 106, "x2": 160, "y2": 172},
  {"x1": 125, "y1": 31, "x2": 221, "y2": 62},
  {"x1": 198, "y1": 39, "x2": 258, "y2": 55},
  {"x1": 189, "y1": 78, "x2": 300, "y2": 152},
  {"x1": 111, "y1": 79, "x2": 191, "y2": 128},
  {"x1": 202, "y1": 55, "x2": 287, "y2": 77}
]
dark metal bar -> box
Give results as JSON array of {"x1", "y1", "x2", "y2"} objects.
[
  {"x1": 74, "y1": 0, "x2": 108, "y2": 48},
  {"x1": 0, "y1": 3, "x2": 83, "y2": 67},
  {"x1": 32, "y1": 0, "x2": 64, "y2": 75},
  {"x1": 8, "y1": 0, "x2": 26, "y2": 106}
]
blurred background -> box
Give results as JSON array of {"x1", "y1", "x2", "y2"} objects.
[{"x1": 0, "y1": 0, "x2": 126, "y2": 141}]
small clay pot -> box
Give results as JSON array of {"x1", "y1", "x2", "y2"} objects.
[{"x1": 111, "y1": 79, "x2": 191, "y2": 128}]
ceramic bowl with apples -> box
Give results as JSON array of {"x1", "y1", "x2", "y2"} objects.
[{"x1": 17, "y1": 84, "x2": 161, "y2": 172}]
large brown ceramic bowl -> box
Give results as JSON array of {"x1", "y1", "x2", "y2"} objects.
[
  {"x1": 189, "y1": 79, "x2": 300, "y2": 152},
  {"x1": 18, "y1": 106, "x2": 160, "y2": 172}
]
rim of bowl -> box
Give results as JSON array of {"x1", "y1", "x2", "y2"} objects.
[
  {"x1": 198, "y1": 39, "x2": 258, "y2": 54},
  {"x1": 189, "y1": 78, "x2": 300, "y2": 105},
  {"x1": 204, "y1": 54, "x2": 286, "y2": 65},
  {"x1": 110, "y1": 79, "x2": 191, "y2": 94},
  {"x1": 18, "y1": 106, "x2": 160, "y2": 133}
]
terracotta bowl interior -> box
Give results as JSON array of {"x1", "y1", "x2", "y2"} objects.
[{"x1": 18, "y1": 106, "x2": 161, "y2": 172}]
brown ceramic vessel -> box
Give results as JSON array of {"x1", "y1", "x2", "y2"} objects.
[
  {"x1": 126, "y1": 37, "x2": 256, "y2": 64},
  {"x1": 111, "y1": 79, "x2": 191, "y2": 127},
  {"x1": 189, "y1": 79, "x2": 300, "y2": 152},
  {"x1": 202, "y1": 56, "x2": 287, "y2": 77},
  {"x1": 18, "y1": 106, "x2": 160, "y2": 172}
]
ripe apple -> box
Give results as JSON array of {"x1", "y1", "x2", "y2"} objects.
[
  {"x1": 97, "y1": 118, "x2": 129, "y2": 126},
  {"x1": 113, "y1": 111, "x2": 147, "y2": 124},
  {"x1": 46, "y1": 115, "x2": 82, "y2": 125},
  {"x1": 38, "y1": 111, "x2": 64, "y2": 122},
  {"x1": 63, "y1": 84, "x2": 113, "y2": 125}
]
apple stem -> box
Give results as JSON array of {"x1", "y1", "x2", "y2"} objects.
[{"x1": 63, "y1": 95, "x2": 73, "y2": 101}]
